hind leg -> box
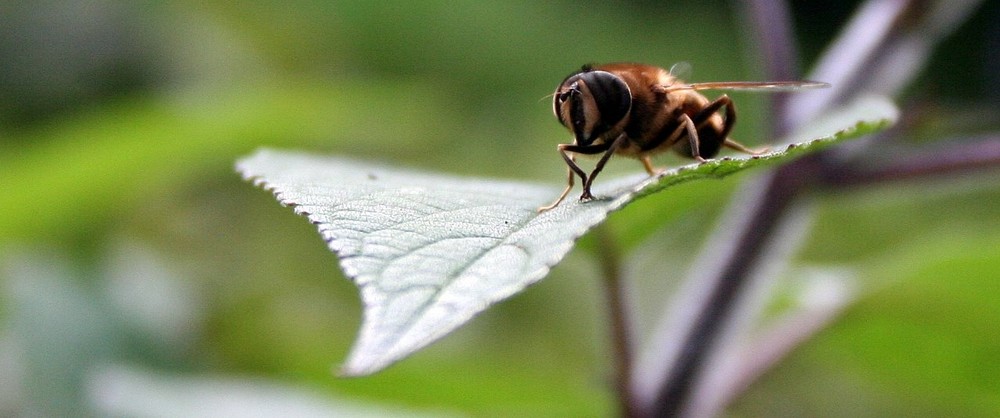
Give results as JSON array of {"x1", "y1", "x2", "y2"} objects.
[
  {"x1": 692, "y1": 94, "x2": 735, "y2": 137},
  {"x1": 724, "y1": 138, "x2": 768, "y2": 155},
  {"x1": 694, "y1": 95, "x2": 767, "y2": 155}
]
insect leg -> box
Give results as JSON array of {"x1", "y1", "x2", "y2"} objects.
[
  {"x1": 696, "y1": 95, "x2": 766, "y2": 155},
  {"x1": 723, "y1": 138, "x2": 768, "y2": 155},
  {"x1": 538, "y1": 142, "x2": 612, "y2": 211},
  {"x1": 692, "y1": 94, "x2": 734, "y2": 134},
  {"x1": 581, "y1": 134, "x2": 628, "y2": 201},
  {"x1": 537, "y1": 163, "x2": 575, "y2": 212},
  {"x1": 641, "y1": 156, "x2": 658, "y2": 175},
  {"x1": 640, "y1": 115, "x2": 703, "y2": 161},
  {"x1": 679, "y1": 114, "x2": 707, "y2": 162},
  {"x1": 558, "y1": 144, "x2": 591, "y2": 185}
]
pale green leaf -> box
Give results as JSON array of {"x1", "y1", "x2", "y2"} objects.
[{"x1": 236, "y1": 96, "x2": 897, "y2": 376}]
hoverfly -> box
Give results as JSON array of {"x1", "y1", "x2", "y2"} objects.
[{"x1": 538, "y1": 63, "x2": 829, "y2": 212}]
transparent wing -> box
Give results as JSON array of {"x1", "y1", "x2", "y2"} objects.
[
  {"x1": 667, "y1": 62, "x2": 692, "y2": 80},
  {"x1": 664, "y1": 80, "x2": 830, "y2": 92}
]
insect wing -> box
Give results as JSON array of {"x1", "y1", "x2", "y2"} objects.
[
  {"x1": 667, "y1": 62, "x2": 692, "y2": 80},
  {"x1": 666, "y1": 80, "x2": 830, "y2": 92}
]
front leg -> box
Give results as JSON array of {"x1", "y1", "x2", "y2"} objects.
[
  {"x1": 580, "y1": 134, "x2": 628, "y2": 201},
  {"x1": 537, "y1": 156, "x2": 576, "y2": 212},
  {"x1": 537, "y1": 141, "x2": 612, "y2": 212}
]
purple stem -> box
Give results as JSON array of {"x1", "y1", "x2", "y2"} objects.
[
  {"x1": 596, "y1": 226, "x2": 640, "y2": 418},
  {"x1": 739, "y1": 0, "x2": 801, "y2": 136},
  {"x1": 822, "y1": 135, "x2": 1000, "y2": 188},
  {"x1": 645, "y1": 0, "x2": 918, "y2": 416}
]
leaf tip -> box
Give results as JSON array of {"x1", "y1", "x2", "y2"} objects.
[{"x1": 334, "y1": 362, "x2": 370, "y2": 378}]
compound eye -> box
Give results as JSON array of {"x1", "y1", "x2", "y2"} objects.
[{"x1": 578, "y1": 71, "x2": 631, "y2": 126}]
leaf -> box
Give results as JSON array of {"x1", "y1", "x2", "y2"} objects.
[
  {"x1": 236, "y1": 96, "x2": 897, "y2": 376},
  {"x1": 89, "y1": 364, "x2": 457, "y2": 418}
]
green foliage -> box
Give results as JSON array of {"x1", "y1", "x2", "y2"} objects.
[{"x1": 0, "y1": 82, "x2": 451, "y2": 243}]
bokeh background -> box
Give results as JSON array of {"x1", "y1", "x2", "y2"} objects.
[{"x1": 1, "y1": 1, "x2": 998, "y2": 416}]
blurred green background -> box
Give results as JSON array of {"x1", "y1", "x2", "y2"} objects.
[{"x1": 1, "y1": 1, "x2": 998, "y2": 416}]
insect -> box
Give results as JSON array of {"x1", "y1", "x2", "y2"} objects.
[{"x1": 537, "y1": 63, "x2": 829, "y2": 212}]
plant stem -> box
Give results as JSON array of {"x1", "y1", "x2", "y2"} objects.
[
  {"x1": 649, "y1": 161, "x2": 814, "y2": 417},
  {"x1": 595, "y1": 225, "x2": 639, "y2": 418},
  {"x1": 642, "y1": 1, "x2": 809, "y2": 416},
  {"x1": 783, "y1": 0, "x2": 912, "y2": 128},
  {"x1": 641, "y1": 1, "x2": 986, "y2": 415},
  {"x1": 821, "y1": 135, "x2": 1000, "y2": 188},
  {"x1": 740, "y1": 0, "x2": 800, "y2": 136},
  {"x1": 717, "y1": 275, "x2": 854, "y2": 412}
]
